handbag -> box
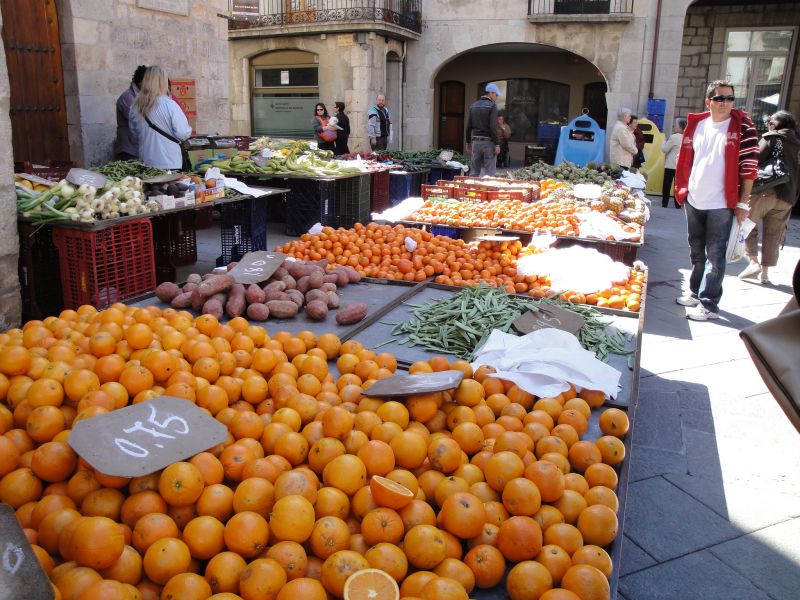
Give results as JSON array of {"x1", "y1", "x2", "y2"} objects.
[
  {"x1": 740, "y1": 259, "x2": 800, "y2": 433},
  {"x1": 752, "y1": 137, "x2": 790, "y2": 194},
  {"x1": 316, "y1": 116, "x2": 337, "y2": 142},
  {"x1": 144, "y1": 115, "x2": 193, "y2": 171}
]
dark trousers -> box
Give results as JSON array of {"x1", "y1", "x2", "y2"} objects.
[
  {"x1": 662, "y1": 168, "x2": 676, "y2": 207},
  {"x1": 470, "y1": 139, "x2": 497, "y2": 176},
  {"x1": 497, "y1": 141, "x2": 510, "y2": 168},
  {"x1": 371, "y1": 136, "x2": 388, "y2": 151},
  {"x1": 685, "y1": 202, "x2": 734, "y2": 313}
]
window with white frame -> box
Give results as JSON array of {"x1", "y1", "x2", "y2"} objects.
[{"x1": 723, "y1": 28, "x2": 796, "y2": 132}]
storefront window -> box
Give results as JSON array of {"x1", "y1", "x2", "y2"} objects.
[
  {"x1": 723, "y1": 28, "x2": 796, "y2": 132},
  {"x1": 483, "y1": 79, "x2": 570, "y2": 143}
]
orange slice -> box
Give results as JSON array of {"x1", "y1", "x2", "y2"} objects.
[
  {"x1": 369, "y1": 475, "x2": 414, "y2": 510},
  {"x1": 343, "y1": 567, "x2": 399, "y2": 600}
]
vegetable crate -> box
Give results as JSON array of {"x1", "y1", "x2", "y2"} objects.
[
  {"x1": 389, "y1": 168, "x2": 430, "y2": 206},
  {"x1": 285, "y1": 174, "x2": 371, "y2": 236},
  {"x1": 216, "y1": 198, "x2": 268, "y2": 266},
  {"x1": 430, "y1": 225, "x2": 460, "y2": 239},
  {"x1": 52, "y1": 219, "x2": 156, "y2": 309},
  {"x1": 427, "y1": 165, "x2": 461, "y2": 184},
  {"x1": 18, "y1": 222, "x2": 64, "y2": 321},
  {"x1": 151, "y1": 211, "x2": 197, "y2": 283},
  {"x1": 370, "y1": 170, "x2": 391, "y2": 213},
  {"x1": 420, "y1": 184, "x2": 453, "y2": 200},
  {"x1": 14, "y1": 160, "x2": 77, "y2": 181}
]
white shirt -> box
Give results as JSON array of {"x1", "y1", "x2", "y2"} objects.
[
  {"x1": 687, "y1": 117, "x2": 730, "y2": 210},
  {"x1": 661, "y1": 132, "x2": 682, "y2": 170},
  {"x1": 130, "y1": 96, "x2": 193, "y2": 169}
]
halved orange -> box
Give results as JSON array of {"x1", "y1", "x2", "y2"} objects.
[
  {"x1": 343, "y1": 567, "x2": 399, "y2": 600},
  {"x1": 369, "y1": 475, "x2": 414, "y2": 510}
]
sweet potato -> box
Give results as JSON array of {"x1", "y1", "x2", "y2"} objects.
[
  {"x1": 341, "y1": 266, "x2": 362, "y2": 283},
  {"x1": 286, "y1": 261, "x2": 319, "y2": 279},
  {"x1": 272, "y1": 267, "x2": 289, "y2": 280},
  {"x1": 285, "y1": 290, "x2": 304, "y2": 307},
  {"x1": 202, "y1": 293, "x2": 227, "y2": 319},
  {"x1": 155, "y1": 282, "x2": 181, "y2": 303},
  {"x1": 322, "y1": 274, "x2": 340, "y2": 285},
  {"x1": 326, "y1": 291, "x2": 340, "y2": 309},
  {"x1": 198, "y1": 274, "x2": 234, "y2": 299},
  {"x1": 263, "y1": 281, "x2": 286, "y2": 294},
  {"x1": 225, "y1": 284, "x2": 246, "y2": 318},
  {"x1": 191, "y1": 288, "x2": 205, "y2": 311},
  {"x1": 226, "y1": 262, "x2": 238, "y2": 271},
  {"x1": 336, "y1": 302, "x2": 368, "y2": 325},
  {"x1": 186, "y1": 273, "x2": 203, "y2": 285},
  {"x1": 307, "y1": 271, "x2": 324, "y2": 290},
  {"x1": 296, "y1": 276, "x2": 311, "y2": 294},
  {"x1": 171, "y1": 291, "x2": 193, "y2": 308},
  {"x1": 331, "y1": 269, "x2": 350, "y2": 286},
  {"x1": 264, "y1": 290, "x2": 290, "y2": 303},
  {"x1": 182, "y1": 282, "x2": 199, "y2": 294},
  {"x1": 245, "y1": 284, "x2": 266, "y2": 305},
  {"x1": 279, "y1": 275, "x2": 297, "y2": 290},
  {"x1": 246, "y1": 303, "x2": 269, "y2": 321},
  {"x1": 266, "y1": 300, "x2": 299, "y2": 319},
  {"x1": 320, "y1": 282, "x2": 338, "y2": 293},
  {"x1": 305, "y1": 289, "x2": 328, "y2": 305},
  {"x1": 305, "y1": 300, "x2": 328, "y2": 321}
]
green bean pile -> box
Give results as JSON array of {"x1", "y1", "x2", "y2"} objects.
[
  {"x1": 95, "y1": 161, "x2": 167, "y2": 179},
  {"x1": 388, "y1": 285, "x2": 633, "y2": 363}
]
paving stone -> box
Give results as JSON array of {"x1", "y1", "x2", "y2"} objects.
[
  {"x1": 619, "y1": 534, "x2": 657, "y2": 576},
  {"x1": 623, "y1": 477, "x2": 740, "y2": 561},
  {"x1": 631, "y1": 391, "x2": 684, "y2": 452},
  {"x1": 618, "y1": 550, "x2": 773, "y2": 600},
  {"x1": 665, "y1": 473, "x2": 800, "y2": 532},
  {"x1": 710, "y1": 518, "x2": 800, "y2": 600},
  {"x1": 627, "y1": 445, "x2": 687, "y2": 482}
]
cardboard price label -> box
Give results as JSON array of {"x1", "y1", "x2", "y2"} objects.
[
  {"x1": 365, "y1": 370, "x2": 465, "y2": 397},
  {"x1": 229, "y1": 251, "x2": 286, "y2": 285},
  {"x1": 65, "y1": 168, "x2": 106, "y2": 189},
  {"x1": 0, "y1": 504, "x2": 54, "y2": 600},
  {"x1": 69, "y1": 396, "x2": 227, "y2": 477},
  {"x1": 513, "y1": 305, "x2": 586, "y2": 337}
]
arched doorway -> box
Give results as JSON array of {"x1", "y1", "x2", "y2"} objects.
[
  {"x1": 386, "y1": 51, "x2": 402, "y2": 149},
  {"x1": 433, "y1": 43, "x2": 607, "y2": 165}
]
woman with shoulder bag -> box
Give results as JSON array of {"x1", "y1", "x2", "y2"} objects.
[
  {"x1": 312, "y1": 102, "x2": 336, "y2": 152},
  {"x1": 129, "y1": 66, "x2": 193, "y2": 170},
  {"x1": 739, "y1": 111, "x2": 800, "y2": 284}
]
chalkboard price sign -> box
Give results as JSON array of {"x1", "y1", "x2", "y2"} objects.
[
  {"x1": 68, "y1": 396, "x2": 228, "y2": 477},
  {"x1": 365, "y1": 370, "x2": 465, "y2": 397},
  {"x1": 228, "y1": 251, "x2": 286, "y2": 285},
  {"x1": 513, "y1": 305, "x2": 585, "y2": 337},
  {"x1": 0, "y1": 504, "x2": 54, "y2": 600}
]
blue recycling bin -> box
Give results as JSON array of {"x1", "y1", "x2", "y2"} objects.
[{"x1": 554, "y1": 113, "x2": 606, "y2": 167}]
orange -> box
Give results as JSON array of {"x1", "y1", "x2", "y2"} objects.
[
  {"x1": 160, "y1": 572, "x2": 213, "y2": 600},
  {"x1": 403, "y1": 524, "x2": 448, "y2": 570},
  {"x1": 560, "y1": 564, "x2": 610, "y2": 600},
  {"x1": 439, "y1": 492, "x2": 487, "y2": 539},
  {"x1": 270, "y1": 494, "x2": 315, "y2": 543},
  {"x1": 266, "y1": 540, "x2": 309, "y2": 580},
  {"x1": 419, "y1": 576, "x2": 469, "y2": 600},
  {"x1": 142, "y1": 536, "x2": 191, "y2": 585},
  {"x1": 322, "y1": 454, "x2": 367, "y2": 495},
  {"x1": 70, "y1": 516, "x2": 125, "y2": 570},
  {"x1": 205, "y1": 551, "x2": 248, "y2": 594},
  {"x1": 275, "y1": 577, "x2": 327, "y2": 600},
  {"x1": 343, "y1": 567, "x2": 399, "y2": 600},
  {"x1": 369, "y1": 475, "x2": 414, "y2": 510},
  {"x1": 506, "y1": 560, "x2": 554, "y2": 600},
  {"x1": 183, "y1": 515, "x2": 225, "y2": 560},
  {"x1": 595, "y1": 435, "x2": 626, "y2": 466},
  {"x1": 158, "y1": 461, "x2": 204, "y2": 507},
  {"x1": 363, "y1": 542, "x2": 408, "y2": 582},
  {"x1": 239, "y1": 557, "x2": 287, "y2": 600},
  {"x1": 576, "y1": 504, "x2": 618, "y2": 547}
]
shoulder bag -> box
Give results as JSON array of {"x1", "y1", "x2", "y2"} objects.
[
  {"x1": 740, "y1": 259, "x2": 800, "y2": 433},
  {"x1": 752, "y1": 137, "x2": 790, "y2": 194},
  {"x1": 144, "y1": 115, "x2": 193, "y2": 172}
]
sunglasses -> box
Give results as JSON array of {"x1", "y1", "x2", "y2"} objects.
[
  {"x1": 316, "y1": 108, "x2": 325, "y2": 111},
  {"x1": 709, "y1": 95, "x2": 735, "y2": 103}
]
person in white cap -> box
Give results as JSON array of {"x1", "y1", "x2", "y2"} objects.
[{"x1": 465, "y1": 83, "x2": 502, "y2": 176}]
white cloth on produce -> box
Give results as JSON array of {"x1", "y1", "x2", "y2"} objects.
[
  {"x1": 221, "y1": 176, "x2": 274, "y2": 198},
  {"x1": 516, "y1": 246, "x2": 630, "y2": 294},
  {"x1": 371, "y1": 196, "x2": 425, "y2": 222},
  {"x1": 619, "y1": 170, "x2": 647, "y2": 189},
  {"x1": 576, "y1": 211, "x2": 641, "y2": 241},
  {"x1": 471, "y1": 329, "x2": 621, "y2": 399}
]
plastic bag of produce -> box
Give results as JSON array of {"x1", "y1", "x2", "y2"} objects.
[{"x1": 726, "y1": 217, "x2": 756, "y2": 263}]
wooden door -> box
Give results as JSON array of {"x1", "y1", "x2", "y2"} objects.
[
  {"x1": 1, "y1": 0, "x2": 70, "y2": 163},
  {"x1": 583, "y1": 81, "x2": 608, "y2": 129},
  {"x1": 284, "y1": 0, "x2": 318, "y2": 24},
  {"x1": 438, "y1": 81, "x2": 465, "y2": 154}
]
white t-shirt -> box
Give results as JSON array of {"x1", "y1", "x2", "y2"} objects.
[{"x1": 687, "y1": 117, "x2": 730, "y2": 210}]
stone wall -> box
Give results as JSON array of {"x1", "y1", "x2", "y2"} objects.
[
  {"x1": 0, "y1": 8, "x2": 20, "y2": 328},
  {"x1": 676, "y1": 2, "x2": 800, "y2": 121},
  {"x1": 58, "y1": 0, "x2": 230, "y2": 166}
]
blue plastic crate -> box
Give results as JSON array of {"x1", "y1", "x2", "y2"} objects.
[
  {"x1": 389, "y1": 169, "x2": 430, "y2": 206},
  {"x1": 430, "y1": 225, "x2": 460, "y2": 239},
  {"x1": 428, "y1": 165, "x2": 461, "y2": 184},
  {"x1": 647, "y1": 98, "x2": 667, "y2": 115},
  {"x1": 647, "y1": 113, "x2": 665, "y2": 132},
  {"x1": 537, "y1": 122, "x2": 562, "y2": 140}
]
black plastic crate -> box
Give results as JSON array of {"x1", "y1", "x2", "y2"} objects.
[
  {"x1": 216, "y1": 198, "x2": 267, "y2": 265},
  {"x1": 152, "y1": 211, "x2": 197, "y2": 263},
  {"x1": 389, "y1": 168, "x2": 430, "y2": 206},
  {"x1": 285, "y1": 174, "x2": 371, "y2": 236},
  {"x1": 427, "y1": 165, "x2": 461, "y2": 185},
  {"x1": 370, "y1": 170, "x2": 391, "y2": 213},
  {"x1": 18, "y1": 222, "x2": 64, "y2": 321}
]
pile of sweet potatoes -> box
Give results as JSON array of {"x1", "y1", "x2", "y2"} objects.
[{"x1": 154, "y1": 259, "x2": 368, "y2": 326}]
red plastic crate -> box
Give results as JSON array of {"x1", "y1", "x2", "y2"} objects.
[
  {"x1": 52, "y1": 219, "x2": 156, "y2": 309},
  {"x1": 454, "y1": 188, "x2": 489, "y2": 201},
  {"x1": 421, "y1": 184, "x2": 453, "y2": 200},
  {"x1": 487, "y1": 190, "x2": 526, "y2": 202}
]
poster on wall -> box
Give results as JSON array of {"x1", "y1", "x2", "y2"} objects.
[
  {"x1": 253, "y1": 95, "x2": 319, "y2": 137},
  {"x1": 231, "y1": 0, "x2": 259, "y2": 17}
]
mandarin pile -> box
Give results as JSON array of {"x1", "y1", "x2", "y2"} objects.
[{"x1": 0, "y1": 305, "x2": 628, "y2": 600}]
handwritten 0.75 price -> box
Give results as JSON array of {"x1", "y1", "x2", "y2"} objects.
[{"x1": 113, "y1": 404, "x2": 189, "y2": 459}]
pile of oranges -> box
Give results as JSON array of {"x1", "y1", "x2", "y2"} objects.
[{"x1": 0, "y1": 305, "x2": 630, "y2": 599}]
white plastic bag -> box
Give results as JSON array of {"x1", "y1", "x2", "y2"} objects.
[{"x1": 726, "y1": 218, "x2": 756, "y2": 263}]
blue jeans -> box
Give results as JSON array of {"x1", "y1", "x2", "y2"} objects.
[
  {"x1": 684, "y1": 202, "x2": 734, "y2": 313},
  {"x1": 469, "y1": 139, "x2": 497, "y2": 177}
]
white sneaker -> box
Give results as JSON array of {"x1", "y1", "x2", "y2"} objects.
[
  {"x1": 760, "y1": 267, "x2": 770, "y2": 284},
  {"x1": 687, "y1": 305, "x2": 719, "y2": 321},
  {"x1": 676, "y1": 294, "x2": 700, "y2": 307},
  {"x1": 739, "y1": 262, "x2": 761, "y2": 280}
]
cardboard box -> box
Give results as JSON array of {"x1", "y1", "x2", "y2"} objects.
[
  {"x1": 203, "y1": 184, "x2": 225, "y2": 202},
  {"x1": 186, "y1": 147, "x2": 238, "y2": 170},
  {"x1": 170, "y1": 79, "x2": 195, "y2": 99}
]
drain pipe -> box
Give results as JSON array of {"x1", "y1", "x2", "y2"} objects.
[
  {"x1": 648, "y1": 0, "x2": 663, "y2": 99},
  {"x1": 400, "y1": 40, "x2": 407, "y2": 150}
]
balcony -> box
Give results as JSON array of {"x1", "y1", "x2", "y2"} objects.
[
  {"x1": 226, "y1": 0, "x2": 422, "y2": 42},
  {"x1": 528, "y1": 0, "x2": 634, "y2": 23}
]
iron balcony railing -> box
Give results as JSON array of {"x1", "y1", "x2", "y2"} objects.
[
  {"x1": 228, "y1": 0, "x2": 422, "y2": 34},
  {"x1": 528, "y1": 0, "x2": 634, "y2": 15}
]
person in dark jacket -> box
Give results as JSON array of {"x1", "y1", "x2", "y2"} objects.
[
  {"x1": 630, "y1": 115, "x2": 646, "y2": 169},
  {"x1": 368, "y1": 94, "x2": 392, "y2": 151},
  {"x1": 332, "y1": 101, "x2": 350, "y2": 156},
  {"x1": 739, "y1": 110, "x2": 800, "y2": 284},
  {"x1": 465, "y1": 83, "x2": 501, "y2": 176},
  {"x1": 115, "y1": 65, "x2": 147, "y2": 160}
]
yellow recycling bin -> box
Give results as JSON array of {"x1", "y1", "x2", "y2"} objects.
[{"x1": 637, "y1": 117, "x2": 666, "y2": 195}]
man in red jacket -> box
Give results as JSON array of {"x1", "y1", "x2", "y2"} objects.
[{"x1": 674, "y1": 80, "x2": 758, "y2": 321}]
